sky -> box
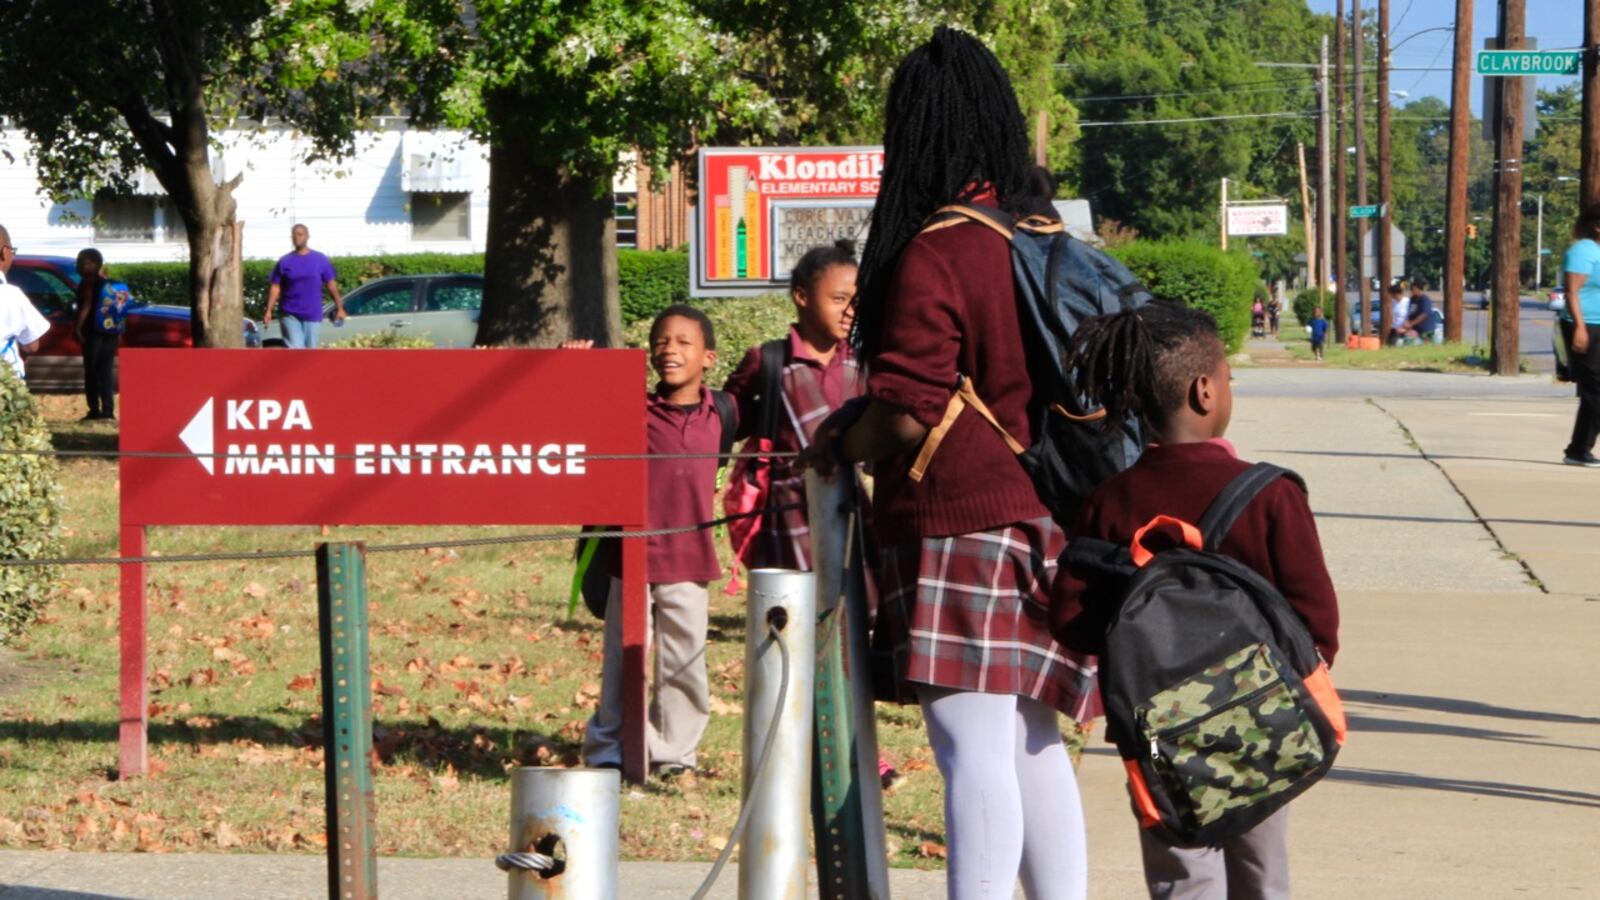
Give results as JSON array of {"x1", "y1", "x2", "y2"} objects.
[{"x1": 1303, "y1": 0, "x2": 1581, "y2": 115}]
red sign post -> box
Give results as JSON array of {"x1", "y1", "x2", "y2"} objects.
[{"x1": 118, "y1": 349, "x2": 651, "y2": 781}]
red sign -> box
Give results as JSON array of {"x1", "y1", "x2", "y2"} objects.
[
  {"x1": 691, "y1": 146, "x2": 882, "y2": 297},
  {"x1": 120, "y1": 349, "x2": 648, "y2": 527}
]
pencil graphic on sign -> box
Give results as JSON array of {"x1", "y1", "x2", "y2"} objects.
[
  {"x1": 728, "y1": 167, "x2": 748, "y2": 279},
  {"x1": 744, "y1": 183, "x2": 762, "y2": 279},
  {"x1": 714, "y1": 195, "x2": 732, "y2": 279}
]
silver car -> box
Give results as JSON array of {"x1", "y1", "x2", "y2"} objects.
[{"x1": 262, "y1": 274, "x2": 484, "y2": 347}]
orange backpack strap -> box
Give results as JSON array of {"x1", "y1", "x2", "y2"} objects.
[
  {"x1": 909, "y1": 376, "x2": 1025, "y2": 482},
  {"x1": 918, "y1": 204, "x2": 1016, "y2": 241}
]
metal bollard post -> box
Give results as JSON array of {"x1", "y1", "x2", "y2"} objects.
[
  {"x1": 500, "y1": 767, "x2": 620, "y2": 900},
  {"x1": 739, "y1": 570, "x2": 816, "y2": 900},
  {"x1": 805, "y1": 471, "x2": 891, "y2": 900},
  {"x1": 318, "y1": 542, "x2": 377, "y2": 900}
]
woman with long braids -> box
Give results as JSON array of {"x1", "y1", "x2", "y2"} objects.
[{"x1": 806, "y1": 28, "x2": 1095, "y2": 900}]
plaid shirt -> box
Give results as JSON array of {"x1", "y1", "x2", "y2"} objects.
[
  {"x1": 724, "y1": 328, "x2": 864, "y2": 571},
  {"x1": 873, "y1": 516, "x2": 1101, "y2": 722}
]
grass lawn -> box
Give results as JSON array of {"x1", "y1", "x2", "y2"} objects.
[
  {"x1": 0, "y1": 320, "x2": 1095, "y2": 867},
  {"x1": 1278, "y1": 314, "x2": 1508, "y2": 373}
]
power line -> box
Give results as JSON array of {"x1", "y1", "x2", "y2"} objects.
[
  {"x1": 1078, "y1": 110, "x2": 1316, "y2": 127},
  {"x1": 1066, "y1": 78, "x2": 1318, "y2": 104}
]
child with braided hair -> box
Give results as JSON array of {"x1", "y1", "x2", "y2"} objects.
[
  {"x1": 806, "y1": 27, "x2": 1095, "y2": 900},
  {"x1": 1050, "y1": 301, "x2": 1340, "y2": 899}
]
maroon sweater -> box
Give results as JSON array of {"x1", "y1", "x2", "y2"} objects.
[
  {"x1": 867, "y1": 218, "x2": 1050, "y2": 543},
  {"x1": 1051, "y1": 441, "x2": 1340, "y2": 665}
]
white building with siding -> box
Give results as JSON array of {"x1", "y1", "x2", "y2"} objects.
[{"x1": 0, "y1": 122, "x2": 494, "y2": 263}]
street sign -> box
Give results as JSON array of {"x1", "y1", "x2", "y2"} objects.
[
  {"x1": 1226, "y1": 204, "x2": 1289, "y2": 237},
  {"x1": 1540, "y1": 248, "x2": 1553, "y2": 255},
  {"x1": 1475, "y1": 50, "x2": 1580, "y2": 76},
  {"x1": 1349, "y1": 204, "x2": 1385, "y2": 219},
  {"x1": 122, "y1": 350, "x2": 647, "y2": 526},
  {"x1": 692, "y1": 147, "x2": 882, "y2": 297}
]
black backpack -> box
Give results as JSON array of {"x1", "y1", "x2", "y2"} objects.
[
  {"x1": 1065, "y1": 463, "x2": 1347, "y2": 847},
  {"x1": 908, "y1": 203, "x2": 1153, "y2": 525},
  {"x1": 571, "y1": 391, "x2": 737, "y2": 618}
]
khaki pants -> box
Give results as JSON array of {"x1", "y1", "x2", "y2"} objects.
[
  {"x1": 1140, "y1": 808, "x2": 1290, "y2": 900},
  {"x1": 583, "y1": 579, "x2": 710, "y2": 770}
]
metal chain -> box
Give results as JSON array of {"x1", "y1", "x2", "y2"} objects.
[{"x1": 0, "y1": 504, "x2": 801, "y2": 568}]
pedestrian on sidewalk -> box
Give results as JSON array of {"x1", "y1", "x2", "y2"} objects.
[
  {"x1": 1309, "y1": 307, "x2": 1329, "y2": 361},
  {"x1": 804, "y1": 28, "x2": 1095, "y2": 900},
  {"x1": 1050, "y1": 301, "x2": 1340, "y2": 900},
  {"x1": 264, "y1": 224, "x2": 345, "y2": 348},
  {"x1": 1559, "y1": 204, "x2": 1600, "y2": 467},
  {"x1": 0, "y1": 225, "x2": 49, "y2": 383}
]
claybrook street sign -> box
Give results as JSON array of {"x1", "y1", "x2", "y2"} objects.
[{"x1": 1475, "y1": 50, "x2": 1581, "y2": 76}]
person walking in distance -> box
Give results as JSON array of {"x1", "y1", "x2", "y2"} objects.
[
  {"x1": 264, "y1": 224, "x2": 345, "y2": 348},
  {"x1": 804, "y1": 29, "x2": 1096, "y2": 900},
  {"x1": 1559, "y1": 204, "x2": 1600, "y2": 467}
]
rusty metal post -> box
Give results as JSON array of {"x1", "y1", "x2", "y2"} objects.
[
  {"x1": 318, "y1": 542, "x2": 376, "y2": 900},
  {"x1": 806, "y1": 471, "x2": 889, "y2": 900},
  {"x1": 503, "y1": 768, "x2": 620, "y2": 900},
  {"x1": 740, "y1": 569, "x2": 816, "y2": 900}
]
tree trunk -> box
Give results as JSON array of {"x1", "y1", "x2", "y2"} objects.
[
  {"x1": 175, "y1": 172, "x2": 245, "y2": 348},
  {"x1": 476, "y1": 141, "x2": 622, "y2": 347}
]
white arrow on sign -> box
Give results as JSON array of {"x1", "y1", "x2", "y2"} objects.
[{"x1": 179, "y1": 398, "x2": 215, "y2": 474}]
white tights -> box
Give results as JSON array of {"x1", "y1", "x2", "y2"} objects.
[{"x1": 918, "y1": 686, "x2": 1089, "y2": 900}]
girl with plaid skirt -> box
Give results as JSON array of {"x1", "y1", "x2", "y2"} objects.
[{"x1": 806, "y1": 29, "x2": 1097, "y2": 900}]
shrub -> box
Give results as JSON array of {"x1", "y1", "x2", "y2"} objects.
[
  {"x1": 1291, "y1": 288, "x2": 1335, "y2": 328},
  {"x1": 617, "y1": 249, "x2": 690, "y2": 326},
  {"x1": 111, "y1": 249, "x2": 688, "y2": 327},
  {"x1": 0, "y1": 367, "x2": 62, "y2": 645},
  {"x1": 323, "y1": 331, "x2": 436, "y2": 349},
  {"x1": 1110, "y1": 241, "x2": 1260, "y2": 353}
]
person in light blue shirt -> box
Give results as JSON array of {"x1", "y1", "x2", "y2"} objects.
[{"x1": 1559, "y1": 204, "x2": 1600, "y2": 466}]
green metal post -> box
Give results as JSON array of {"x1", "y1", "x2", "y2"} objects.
[
  {"x1": 318, "y1": 542, "x2": 377, "y2": 900},
  {"x1": 806, "y1": 472, "x2": 889, "y2": 900}
]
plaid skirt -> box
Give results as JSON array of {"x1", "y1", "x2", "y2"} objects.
[{"x1": 871, "y1": 516, "x2": 1101, "y2": 722}]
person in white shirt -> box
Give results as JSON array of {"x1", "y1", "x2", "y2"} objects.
[
  {"x1": 1387, "y1": 282, "x2": 1414, "y2": 344},
  {"x1": 0, "y1": 226, "x2": 50, "y2": 381}
]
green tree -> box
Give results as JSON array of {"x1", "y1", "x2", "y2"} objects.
[
  {"x1": 1059, "y1": 0, "x2": 1326, "y2": 239},
  {"x1": 0, "y1": 1, "x2": 434, "y2": 346}
]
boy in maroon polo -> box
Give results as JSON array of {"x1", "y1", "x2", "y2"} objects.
[
  {"x1": 582, "y1": 305, "x2": 732, "y2": 777},
  {"x1": 1051, "y1": 302, "x2": 1339, "y2": 899}
]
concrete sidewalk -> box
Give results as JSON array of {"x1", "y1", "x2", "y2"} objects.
[{"x1": 1, "y1": 371, "x2": 1597, "y2": 899}]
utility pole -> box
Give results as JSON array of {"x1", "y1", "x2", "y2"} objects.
[
  {"x1": 1335, "y1": 0, "x2": 1350, "y2": 343},
  {"x1": 1353, "y1": 0, "x2": 1370, "y2": 336},
  {"x1": 1298, "y1": 142, "x2": 1316, "y2": 285},
  {"x1": 1377, "y1": 0, "x2": 1394, "y2": 341},
  {"x1": 1444, "y1": 0, "x2": 1474, "y2": 343},
  {"x1": 1319, "y1": 35, "x2": 1334, "y2": 296},
  {"x1": 1585, "y1": 0, "x2": 1600, "y2": 209},
  {"x1": 1221, "y1": 177, "x2": 1229, "y2": 250},
  {"x1": 1490, "y1": 0, "x2": 1526, "y2": 376}
]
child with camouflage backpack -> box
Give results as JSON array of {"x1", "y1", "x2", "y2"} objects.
[{"x1": 1050, "y1": 302, "x2": 1342, "y2": 899}]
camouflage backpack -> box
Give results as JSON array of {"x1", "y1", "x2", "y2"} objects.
[{"x1": 1066, "y1": 463, "x2": 1347, "y2": 847}]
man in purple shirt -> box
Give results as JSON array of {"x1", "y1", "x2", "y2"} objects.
[{"x1": 264, "y1": 224, "x2": 345, "y2": 348}]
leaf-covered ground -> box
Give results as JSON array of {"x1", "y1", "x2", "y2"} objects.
[{"x1": 0, "y1": 388, "x2": 962, "y2": 866}]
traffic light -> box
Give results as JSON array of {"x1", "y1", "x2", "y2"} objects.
[{"x1": 1467, "y1": 223, "x2": 1478, "y2": 239}]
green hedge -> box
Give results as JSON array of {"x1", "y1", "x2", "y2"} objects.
[
  {"x1": 0, "y1": 367, "x2": 61, "y2": 646},
  {"x1": 108, "y1": 249, "x2": 688, "y2": 325},
  {"x1": 1291, "y1": 288, "x2": 1335, "y2": 329},
  {"x1": 1110, "y1": 241, "x2": 1261, "y2": 353}
]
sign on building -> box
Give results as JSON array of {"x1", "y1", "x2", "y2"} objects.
[
  {"x1": 691, "y1": 147, "x2": 882, "y2": 297},
  {"x1": 1226, "y1": 204, "x2": 1289, "y2": 237}
]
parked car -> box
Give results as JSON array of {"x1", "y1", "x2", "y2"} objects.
[
  {"x1": 261, "y1": 274, "x2": 484, "y2": 347},
  {"x1": 10, "y1": 256, "x2": 261, "y2": 392}
]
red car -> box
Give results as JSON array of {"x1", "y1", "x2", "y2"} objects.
[{"x1": 9, "y1": 255, "x2": 260, "y2": 392}]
